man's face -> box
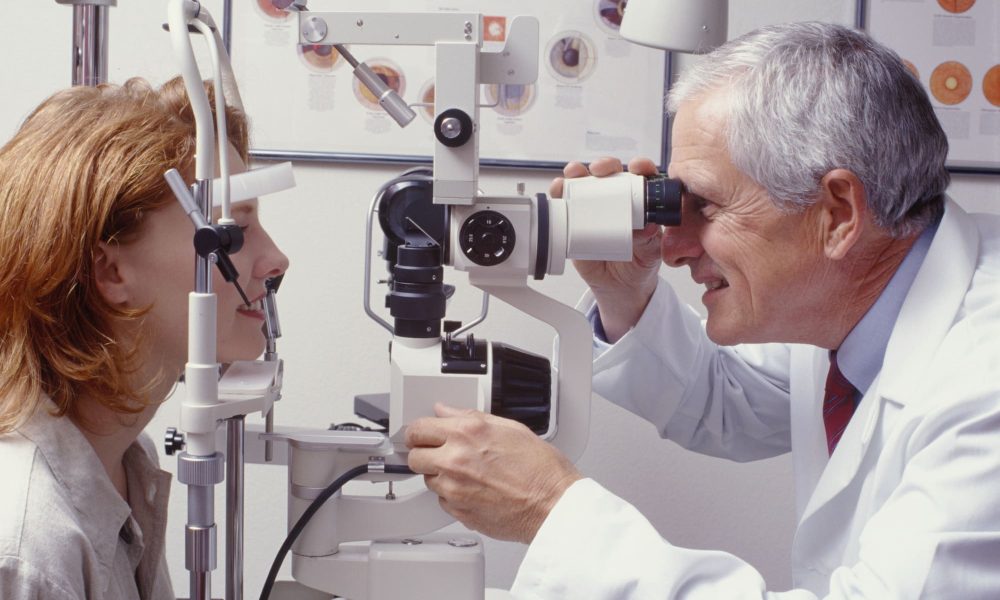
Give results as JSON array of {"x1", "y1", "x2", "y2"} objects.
[{"x1": 665, "y1": 90, "x2": 827, "y2": 345}]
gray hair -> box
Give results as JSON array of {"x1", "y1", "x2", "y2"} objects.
[{"x1": 666, "y1": 22, "x2": 948, "y2": 237}]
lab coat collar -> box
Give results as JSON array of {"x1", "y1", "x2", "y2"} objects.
[
  {"x1": 876, "y1": 199, "x2": 978, "y2": 406},
  {"x1": 837, "y1": 218, "x2": 937, "y2": 395},
  {"x1": 797, "y1": 198, "x2": 978, "y2": 528}
]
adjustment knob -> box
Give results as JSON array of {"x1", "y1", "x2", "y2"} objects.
[
  {"x1": 459, "y1": 210, "x2": 516, "y2": 266},
  {"x1": 164, "y1": 427, "x2": 186, "y2": 456}
]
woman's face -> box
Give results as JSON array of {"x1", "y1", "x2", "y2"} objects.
[{"x1": 112, "y1": 151, "x2": 289, "y2": 375}]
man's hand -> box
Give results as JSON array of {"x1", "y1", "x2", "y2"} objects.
[
  {"x1": 406, "y1": 404, "x2": 582, "y2": 544},
  {"x1": 550, "y1": 156, "x2": 663, "y2": 342}
]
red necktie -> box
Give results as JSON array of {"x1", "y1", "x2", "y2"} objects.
[{"x1": 823, "y1": 352, "x2": 859, "y2": 455}]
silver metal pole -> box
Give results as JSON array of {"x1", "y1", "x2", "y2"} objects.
[
  {"x1": 71, "y1": 4, "x2": 109, "y2": 86},
  {"x1": 194, "y1": 180, "x2": 214, "y2": 294},
  {"x1": 184, "y1": 469, "x2": 221, "y2": 600},
  {"x1": 226, "y1": 417, "x2": 245, "y2": 600},
  {"x1": 222, "y1": 0, "x2": 233, "y2": 55}
]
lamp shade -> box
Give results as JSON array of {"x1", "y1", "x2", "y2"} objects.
[{"x1": 619, "y1": 0, "x2": 728, "y2": 54}]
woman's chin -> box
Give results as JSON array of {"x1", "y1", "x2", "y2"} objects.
[{"x1": 218, "y1": 338, "x2": 266, "y2": 364}]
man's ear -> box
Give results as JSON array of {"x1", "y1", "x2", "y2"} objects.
[
  {"x1": 817, "y1": 169, "x2": 867, "y2": 261},
  {"x1": 93, "y1": 241, "x2": 129, "y2": 305}
]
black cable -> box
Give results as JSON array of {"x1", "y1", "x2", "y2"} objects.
[{"x1": 259, "y1": 463, "x2": 415, "y2": 600}]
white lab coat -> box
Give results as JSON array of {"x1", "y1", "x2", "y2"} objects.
[{"x1": 511, "y1": 199, "x2": 1000, "y2": 599}]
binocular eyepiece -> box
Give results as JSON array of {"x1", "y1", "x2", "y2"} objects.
[
  {"x1": 643, "y1": 176, "x2": 683, "y2": 227},
  {"x1": 561, "y1": 172, "x2": 684, "y2": 230}
]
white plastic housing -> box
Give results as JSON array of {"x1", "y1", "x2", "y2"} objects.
[
  {"x1": 560, "y1": 172, "x2": 647, "y2": 262},
  {"x1": 620, "y1": 0, "x2": 728, "y2": 54},
  {"x1": 210, "y1": 162, "x2": 295, "y2": 207},
  {"x1": 388, "y1": 337, "x2": 490, "y2": 449}
]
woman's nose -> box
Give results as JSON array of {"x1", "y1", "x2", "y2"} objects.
[{"x1": 255, "y1": 230, "x2": 289, "y2": 279}]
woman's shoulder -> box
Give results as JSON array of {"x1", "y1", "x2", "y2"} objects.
[{"x1": 0, "y1": 431, "x2": 90, "y2": 571}]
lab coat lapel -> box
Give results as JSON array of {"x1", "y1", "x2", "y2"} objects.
[
  {"x1": 797, "y1": 374, "x2": 883, "y2": 527},
  {"x1": 794, "y1": 199, "x2": 978, "y2": 539}
]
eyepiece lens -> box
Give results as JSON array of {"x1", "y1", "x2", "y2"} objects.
[{"x1": 645, "y1": 177, "x2": 683, "y2": 226}]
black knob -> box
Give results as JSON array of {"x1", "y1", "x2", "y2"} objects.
[
  {"x1": 434, "y1": 108, "x2": 474, "y2": 148},
  {"x1": 458, "y1": 210, "x2": 516, "y2": 266},
  {"x1": 164, "y1": 427, "x2": 186, "y2": 456}
]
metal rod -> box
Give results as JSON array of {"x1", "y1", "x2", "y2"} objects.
[
  {"x1": 264, "y1": 409, "x2": 275, "y2": 462},
  {"x1": 194, "y1": 180, "x2": 214, "y2": 293},
  {"x1": 191, "y1": 572, "x2": 211, "y2": 600},
  {"x1": 71, "y1": 4, "x2": 109, "y2": 86},
  {"x1": 226, "y1": 417, "x2": 245, "y2": 600},
  {"x1": 222, "y1": 0, "x2": 233, "y2": 55},
  {"x1": 186, "y1": 483, "x2": 216, "y2": 600}
]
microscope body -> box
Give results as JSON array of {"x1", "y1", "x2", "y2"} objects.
[{"x1": 275, "y1": 9, "x2": 681, "y2": 600}]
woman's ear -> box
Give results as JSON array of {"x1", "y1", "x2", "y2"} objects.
[
  {"x1": 93, "y1": 241, "x2": 129, "y2": 305},
  {"x1": 817, "y1": 169, "x2": 867, "y2": 261}
]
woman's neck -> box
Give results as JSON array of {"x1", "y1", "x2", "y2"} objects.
[{"x1": 70, "y1": 374, "x2": 176, "y2": 501}]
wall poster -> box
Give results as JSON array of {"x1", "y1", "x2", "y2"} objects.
[
  {"x1": 864, "y1": 0, "x2": 1000, "y2": 174},
  {"x1": 229, "y1": 0, "x2": 670, "y2": 170}
]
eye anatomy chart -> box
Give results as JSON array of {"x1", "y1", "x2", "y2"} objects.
[
  {"x1": 867, "y1": 0, "x2": 1000, "y2": 171},
  {"x1": 231, "y1": 0, "x2": 668, "y2": 168}
]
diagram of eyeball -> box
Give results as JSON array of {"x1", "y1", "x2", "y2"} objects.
[
  {"x1": 930, "y1": 61, "x2": 972, "y2": 105},
  {"x1": 546, "y1": 32, "x2": 598, "y2": 84},
  {"x1": 254, "y1": 0, "x2": 294, "y2": 22},
  {"x1": 298, "y1": 44, "x2": 344, "y2": 73},
  {"x1": 937, "y1": 0, "x2": 976, "y2": 14},
  {"x1": 483, "y1": 16, "x2": 508, "y2": 42},
  {"x1": 984, "y1": 65, "x2": 1000, "y2": 107},
  {"x1": 352, "y1": 60, "x2": 406, "y2": 112},
  {"x1": 594, "y1": 0, "x2": 628, "y2": 33},
  {"x1": 484, "y1": 83, "x2": 537, "y2": 118},
  {"x1": 418, "y1": 80, "x2": 436, "y2": 122}
]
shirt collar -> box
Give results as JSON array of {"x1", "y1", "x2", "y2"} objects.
[
  {"x1": 17, "y1": 399, "x2": 170, "y2": 576},
  {"x1": 837, "y1": 219, "x2": 939, "y2": 394}
]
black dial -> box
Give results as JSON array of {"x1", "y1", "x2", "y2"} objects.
[{"x1": 459, "y1": 210, "x2": 516, "y2": 266}]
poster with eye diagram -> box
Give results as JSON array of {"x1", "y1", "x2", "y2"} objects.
[
  {"x1": 866, "y1": 0, "x2": 1000, "y2": 172},
  {"x1": 230, "y1": 0, "x2": 668, "y2": 169}
]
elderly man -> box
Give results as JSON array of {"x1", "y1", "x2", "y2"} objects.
[{"x1": 406, "y1": 21, "x2": 1000, "y2": 598}]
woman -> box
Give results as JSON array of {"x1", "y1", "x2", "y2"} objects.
[{"x1": 0, "y1": 77, "x2": 289, "y2": 599}]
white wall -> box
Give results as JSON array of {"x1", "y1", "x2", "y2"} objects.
[{"x1": 3, "y1": 1, "x2": 998, "y2": 598}]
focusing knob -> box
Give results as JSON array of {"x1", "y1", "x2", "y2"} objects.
[
  {"x1": 459, "y1": 210, "x2": 516, "y2": 266},
  {"x1": 164, "y1": 427, "x2": 186, "y2": 456},
  {"x1": 434, "y1": 108, "x2": 474, "y2": 148}
]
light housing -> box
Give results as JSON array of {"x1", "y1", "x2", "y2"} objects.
[{"x1": 619, "y1": 0, "x2": 728, "y2": 54}]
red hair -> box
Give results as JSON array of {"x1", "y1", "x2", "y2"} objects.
[{"x1": 0, "y1": 77, "x2": 249, "y2": 432}]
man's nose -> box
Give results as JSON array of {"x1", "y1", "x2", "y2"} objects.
[{"x1": 660, "y1": 209, "x2": 704, "y2": 268}]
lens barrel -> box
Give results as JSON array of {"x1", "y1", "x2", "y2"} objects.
[
  {"x1": 644, "y1": 177, "x2": 683, "y2": 226},
  {"x1": 388, "y1": 245, "x2": 446, "y2": 338}
]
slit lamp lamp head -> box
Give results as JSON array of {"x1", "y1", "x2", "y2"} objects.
[{"x1": 619, "y1": 0, "x2": 728, "y2": 54}]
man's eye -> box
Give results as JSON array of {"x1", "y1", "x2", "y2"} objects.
[{"x1": 690, "y1": 195, "x2": 713, "y2": 217}]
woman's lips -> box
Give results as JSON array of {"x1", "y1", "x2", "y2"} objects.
[{"x1": 236, "y1": 306, "x2": 265, "y2": 320}]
